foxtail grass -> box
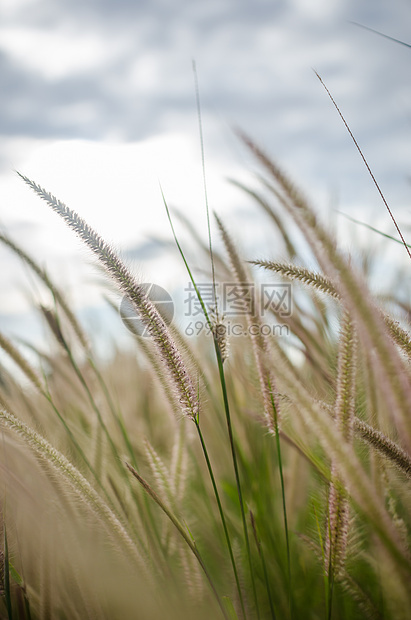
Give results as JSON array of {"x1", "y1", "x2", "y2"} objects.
[
  {"x1": 17, "y1": 172, "x2": 199, "y2": 423},
  {"x1": 325, "y1": 312, "x2": 357, "y2": 616},
  {"x1": 238, "y1": 132, "x2": 411, "y2": 456}
]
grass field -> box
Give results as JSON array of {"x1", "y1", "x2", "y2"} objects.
[{"x1": 0, "y1": 130, "x2": 410, "y2": 620}]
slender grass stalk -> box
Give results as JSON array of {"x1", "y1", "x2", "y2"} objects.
[
  {"x1": 213, "y1": 293, "x2": 259, "y2": 620},
  {"x1": 0, "y1": 516, "x2": 4, "y2": 598},
  {"x1": 349, "y1": 21, "x2": 411, "y2": 49},
  {"x1": 161, "y1": 190, "x2": 248, "y2": 619},
  {"x1": 171, "y1": 423, "x2": 188, "y2": 503},
  {"x1": 268, "y1": 382, "x2": 292, "y2": 618},
  {"x1": 22, "y1": 586, "x2": 32, "y2": 620},
  {"x1": 314, "y1": 72, "x2": 411, "y2": 263},
  {"x1": 326, "y1": 519, "x2": 334, "y2": 620},
  {"x1": 173, "y1": 207, "x2": 231, "y2": 279},
  {"x1": 192, "y1": 60, "x2": 217, "y2": 306},
  {"x1": 195, "y1": 423, "x2": 246, "y2": 616},
  {"x1": 44, "y1": 297, "x2": 143, "y2": 477},
  {"x1": 86, "y1": 353, "x2": 140, "y2": 466},
  {"x1": 144, "y1": 439, "x2": 180, "y2": 520},
  {"x1": 192, "y1": 77, "x2": 262, "y2": 617},
  {"x1": 39, "y1": 532, "x2": 51, "y2": 620},
  {"x1": 40, "y1": 306, "x2": 122, "y2": 462},
  {"x1": 40, "y1": 377, "x2": 121, "y2": 515},
  {"x1": 49, "y1": 307, "x2": 172, "y2": 560},
  {"x1": 125, "y1": 462, "x2": 230, "y2": 620},
  {"x1": 215, "y1": 213, "x2": 292, "y2": 614},
  {"x1": 214, "y1": 214, "x2": 275, "y2": 432}
]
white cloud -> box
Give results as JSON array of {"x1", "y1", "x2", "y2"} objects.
[
  {"x1": 0, "y1": 132, "x2": 251, "y2": 312},
  {"x1": 5, "y1": 133, "x2": 243, "y2": 235},
  {"x1": 0, "y1": 26, "x2": 123, "y2": 80},
  {"x1": 1, "y1": 0, "x2": 34, "y2": 14}
]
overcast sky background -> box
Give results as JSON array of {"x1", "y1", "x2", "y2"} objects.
[{"x1": 1, "y1": 0, "x2": 411, "y2": 346}]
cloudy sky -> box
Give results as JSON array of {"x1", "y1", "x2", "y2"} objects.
[{"x1": 1, "y1": 0, "x2": 411, "y2": 342}]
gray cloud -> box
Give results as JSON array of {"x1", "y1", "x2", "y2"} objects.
[{"x1": 1, "y1": 0, "x2": 411, "y2": 208}]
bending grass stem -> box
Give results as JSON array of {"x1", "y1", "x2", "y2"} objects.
[
  {"x1": 195, "y1": 421, "x2": 247, "y2": 620},
  {"x1": 126, "y1": 463, "x2": 230, "y2": 620}
]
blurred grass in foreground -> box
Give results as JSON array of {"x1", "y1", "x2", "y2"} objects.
[{"x1": 0, "y1": 135, "x2": 410, "y2": 619}]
